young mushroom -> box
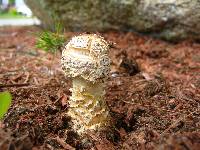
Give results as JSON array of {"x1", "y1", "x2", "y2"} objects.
[{"x1": 61, "y1": 34, "x2": 111, "y2": 135}]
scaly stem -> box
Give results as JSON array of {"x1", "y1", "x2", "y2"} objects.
[{"x1": 68, "y1": 77, "x2": 110, "y2": 134}]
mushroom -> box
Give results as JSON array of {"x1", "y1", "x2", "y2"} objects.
[{"x1": 61, "y1": 34, "x2": 111, "y2": 135}]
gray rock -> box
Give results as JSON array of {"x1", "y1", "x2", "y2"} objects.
[{"x1": 25, "y1": 0, "x2": 200, "y2": 41}]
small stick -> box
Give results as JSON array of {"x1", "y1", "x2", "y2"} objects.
[
  {"x1": 23, "y1": 72, "x2": 30, "y2": 83},
  {"x1": 160, "y1": 109, "x2": 199, "y2": 137},
  {"x1": 55, "y1": 137, "x2": 75, "y2": 150},
  {"x1": 0, "y1": 83, "x2": 30, "y2": 88}
]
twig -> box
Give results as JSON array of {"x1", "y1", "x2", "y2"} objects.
[
  {"x1": 55, "y1": 137, "x2": 75, "y2": 150},
  {"x1": 160, "y1": 116, "x2": 184, "y2": 136},
  {"x1": 160, "y1": 109, "x2": 199, "y2": 137},
  {"x1": 23, "y1": 72, "x2": 30, "y2": 83},
  {"x1": 0, "y1": 83, "x2": 30, "y2": 88}
]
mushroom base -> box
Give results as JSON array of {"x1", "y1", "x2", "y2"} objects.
[{"x1": 68, "y1": 77, "x2": 110, "y2": 135}]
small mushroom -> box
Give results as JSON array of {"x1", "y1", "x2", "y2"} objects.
[{"x1": 61, "y1": 34, "x2": 111, "y2": 135}]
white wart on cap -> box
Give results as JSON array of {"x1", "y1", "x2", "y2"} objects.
[{"x1": 61, "y1": 34, "x2": 110, "y2": 83}]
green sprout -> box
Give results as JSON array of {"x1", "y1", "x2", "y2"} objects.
[
  {"x1": 0, "y1": 91, "x2": 12, "y2": 120},
  {"x1": 36, "y1": 23, "x2": 66, "y2": 53}
]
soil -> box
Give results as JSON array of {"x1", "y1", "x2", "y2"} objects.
[{"x1": 0, "y1": 26, "x2": 200, "y2": 150}]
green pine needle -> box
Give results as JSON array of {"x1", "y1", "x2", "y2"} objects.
[{"x1": 35, "y1": 23, "x2": 66, "y2": 53}]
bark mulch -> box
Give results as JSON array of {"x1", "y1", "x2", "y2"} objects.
[{"x1": 0, "y1": 26, "x2": 199, "y2": 150}]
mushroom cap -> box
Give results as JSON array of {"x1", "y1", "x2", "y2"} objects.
[{"x1": 61, "y1": 34, "x2": 110, "y2": 82}]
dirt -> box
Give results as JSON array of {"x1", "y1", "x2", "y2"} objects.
[{"x1": 0, "y1": 26, "x2": 200, "y2": 150}]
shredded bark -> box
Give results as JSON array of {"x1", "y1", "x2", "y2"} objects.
[{"x1": 0, "y1": 26, "x2": 199, "y2": 150}]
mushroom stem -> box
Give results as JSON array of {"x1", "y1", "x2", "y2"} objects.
[{"x1": 68, "y1": 77, "x2": 110, "y2": 134}]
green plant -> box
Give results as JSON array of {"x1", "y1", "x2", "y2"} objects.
[
  {"x1": 9, "y1": 0, "x2": 15, "y2": 5},
  {"x1": 8, "y1": 8, "x2": 18, "y2": 16},
  {"x1": 36, "y1": 23, "x2": 66, "y2": 53},
  {"x1": 0, "y1": 91, "x2": 12, "y2": 120}
]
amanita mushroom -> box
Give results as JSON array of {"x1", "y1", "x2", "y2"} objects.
[{"x1": 61, "y1": 34, "x2": 111, "y2": 135}]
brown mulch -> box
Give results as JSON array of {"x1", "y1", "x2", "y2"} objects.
[{"x1": 0, "y1": 26, "x2": 200, "y2": 150}]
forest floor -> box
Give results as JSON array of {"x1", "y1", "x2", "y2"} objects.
[{"x1": 0, "y1": 26, "x2": 200, "y2": 150}]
